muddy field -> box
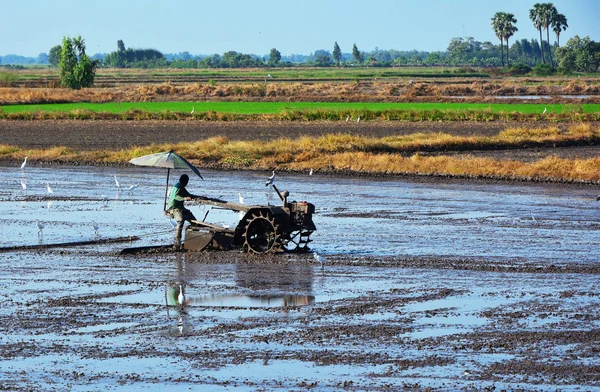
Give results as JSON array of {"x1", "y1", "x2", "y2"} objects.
[
  {"x1": 1, "y1": 165, "x2": 599, "y2": 391},
  {"x1": 2, "y1": 120, "x2": 600, "y2": 164}
]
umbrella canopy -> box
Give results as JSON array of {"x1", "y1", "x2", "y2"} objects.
[
  {"x1": 129, "y1": 150, "x2": 203, "y2": 179},
  {"x1": 129, "y1": 150, "x2": 203, "y2": 211}
]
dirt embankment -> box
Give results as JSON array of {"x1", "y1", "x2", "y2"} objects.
[{"x1": 1, "y1": 119, "x2": 599, "y2": 164}]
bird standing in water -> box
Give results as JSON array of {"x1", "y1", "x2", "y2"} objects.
[
  {"x1": 178, "y1": 285, "x2": 185, "y2": 307},
  {"x1": 36, "y1": 219, "x2": 44, "y2": 236}
]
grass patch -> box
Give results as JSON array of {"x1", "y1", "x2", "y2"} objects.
[
  {"x1": 2, "y1": 124, "x2": 600, "y2": 182},
  {"x1": 1, "y1": 101, "x2": 599, "y2": 122},
  {"x1": 2, "y1": 101, "x2": 598, "y2": 115}
]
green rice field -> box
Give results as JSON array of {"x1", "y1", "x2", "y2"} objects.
[{"x1": 1, "y1": 101, "x2": 598, "y2": 115}]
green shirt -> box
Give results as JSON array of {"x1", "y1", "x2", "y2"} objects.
[{"x1": 168, "y1": 182, "x2": 195, "y2": 211}]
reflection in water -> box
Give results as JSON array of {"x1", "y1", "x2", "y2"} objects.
[
  {"x1": 190, "y1": 293, "x2": 314, "y2": 308},
  {"x1": 187, "y1": 263, "x2": 317, "y2": 307},
  {"x1": 166, "y1": 262, "x2": 316, "y2": 309}
]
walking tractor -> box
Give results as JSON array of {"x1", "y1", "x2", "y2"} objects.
[
  {"x1": 126, "y1": 150, "x2": 316, "y2": 254},
  {"x1": 185, "y1": 185, "x2": 316, "y2": 253}
]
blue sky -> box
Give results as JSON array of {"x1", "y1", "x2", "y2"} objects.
[{"x1": 3, "y1": 0, "x2": 599, "y2": 57}]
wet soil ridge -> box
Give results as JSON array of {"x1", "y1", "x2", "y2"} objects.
[
  {"x1": 2, "y1": 80, "x2": 600, "y2": 104},
  {"x1": 2, "y1": 120, "x2": 600, "y2": 184}
]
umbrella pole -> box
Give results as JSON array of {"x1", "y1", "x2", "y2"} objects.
[{"x1": 163, "y1": 168, "x2": 170, "y2": 212}]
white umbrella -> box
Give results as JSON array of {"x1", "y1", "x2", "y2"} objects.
[{"x1": 129, "y1": 150, "x2": 203, "y2": 211}]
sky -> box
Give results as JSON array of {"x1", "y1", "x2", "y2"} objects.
[{"x1": 2, "y1": 0, "x2": 600, "y2": 57}]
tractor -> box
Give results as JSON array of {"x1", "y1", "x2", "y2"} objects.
[{"x1": 184, "y1": 185, "x2": 316, "y2": 253}]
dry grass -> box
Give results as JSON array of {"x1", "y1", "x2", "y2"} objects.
[
  {"x1": 2, "y1": 79, "x2": 600, "y2": 105},
  {"x1": 2, "y1": 124, "x2": 600, "y2": 182}
]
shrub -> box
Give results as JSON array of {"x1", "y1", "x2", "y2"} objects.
[
  {"x1": 506, "y1": 64, "x2": 532, "y2": 76},
  {"x1": 532, "y1": 64, "x2": 555, "y2": 76}
]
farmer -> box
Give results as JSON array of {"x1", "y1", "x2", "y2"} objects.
[{"x1": 167, "y1": 174, "x2": 200, "y2": 250}]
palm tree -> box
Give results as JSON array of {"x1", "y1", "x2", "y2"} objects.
[
  {"x1": 502, "y1": 13, "x2": 518, "y2": 67},
  {"x1": 491, "y1": 12, "x2": 506, "y2": 66},
  {"x1": 540, "y1": 3, "x2": 558, "y2": 65},
  {"x1": 552, "y1": 13, "x2": 568, "y2": 47},
  {"x1": 529, "y1": 3, "x2": 545, "y2": 64}
]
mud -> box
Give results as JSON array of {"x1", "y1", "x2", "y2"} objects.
[
  {"x1": 1, "y1": 166, "x2": 599, "y2": 390},
  {"x1": 2, "y1": 120, "x2": 599, "y2": 167}
]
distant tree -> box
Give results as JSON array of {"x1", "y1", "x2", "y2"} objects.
[
  {"x1": 332, "y1": 41, "x2": 342, "y2": 66},
  {"x1": 312, "y1": 50, "x2": 332, "y2": 66},
  {"x1": 268, "y1": 48, "x2": 281, "y2": 66},
  {"x1": 556, "y1": 35, "x2": 600, "y2": 73},
  {"x1": 530, "y1": 3, "x2": 546, "y2": 63},
  {"x1": 352, "y1": 43, "x2": 364, "y2": 64},
  {"x1": 503, "y1": 13, "x2": 518, "y2": 67},
  {"x1": 48, "y1": 45, "x2": 62, "y2": 67},
  {"x1": 492, "y1": 12, "x2": 506, "y2": 66},
  {"x1": 117, "y1": 40, "x2": 125, "y2": 52},
  {"x1": 552, "y1": 13, "x2": 568, "y2": 47},
  {"x1": 37, "y1": 53, "x2": 49, "y2": 64},
  {"x1": 530, "y1": 3, "x2": 558, "y2": 65},
  {"x1": 58, "y1": 36, "x2": 96, "y2": 89}
]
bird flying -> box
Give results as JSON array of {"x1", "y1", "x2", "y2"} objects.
[
  {"x1": 265, "y1": 171, "x2": 275, "y2": 187},
  {"x1": 20, "y1": 157, "x2": 28, "y2": 169}
]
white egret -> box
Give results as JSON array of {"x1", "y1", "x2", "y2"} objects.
[
  {"x1": 543, "y1": 107, "x2": 547, "y2": 114},
  {"x1": 530, "y1": 211, "x2": 536, "y2": 222},
  {"x1": 114, "y1": 175, "x2": 121, "y2": 190},
  {"x1": 36, "y1": 219, "x2": 44, "y2": 235},
  {"x1": 191, "y1": 107, "x2": 195, "y2": 114},
  {"x1": 238, "y1": 192, "x2": 244, "y2": 204},
  {"x1": 357, "y1": 116, "x2": 360, "y2": 123},
  {"x1": 178, "y1": 285, "x2": 185, "y2": 306},
  {"x1": 313, "y1": 251, "x2": 326, "y2": 266},
  {"x1": 46, "y1": 183, "x2": 53, "y2": 194},
  {"x1": 20, "y1": 157, "x2": 28, "y2": 169},
  {"x1": 265, "y1": 171, "x2": 275, "y2": 187},
  {"x1": 267, "y1": 74, "x2": 272, "y2": 78},
  {"x1": 128, "y1": 184, "x2": 138, "y2": 193},
  {"x1": 309, "y1": 168, "x2": 313, "y2": 176},
  {"x1": 345, "y1": 115, "x2": 350, "y2": 123},
  {"x1": 92, "y1": 221, "x2": 100, "y2": 235},
  {"x1": 20, "y1": 179, "x2": 27, "y2": 193}
]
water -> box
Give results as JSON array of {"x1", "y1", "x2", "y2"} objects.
[
  {"x1": 1, "y1": 165, "x2": 600, "y2": 390},
  {"x1": 2, "y1": 165, "x2": 599, "y2": 262}
]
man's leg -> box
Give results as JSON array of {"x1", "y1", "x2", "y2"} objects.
[
  {"x1": 171, "y1": 209, "x2": 184, "y2": 249},
  {"x1": 182, "y1": 208, "x2": 197, "y2": 223}
]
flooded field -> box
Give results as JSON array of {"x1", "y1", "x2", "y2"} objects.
[{"x1": 1, "y1": 166, "x2": 599, "y2": 390}]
